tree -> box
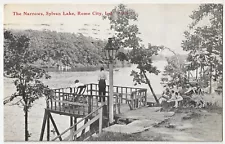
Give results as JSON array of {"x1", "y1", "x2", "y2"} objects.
[
  {"x1": 103, "y1": 4, "x2": 164, "y2": 103},
  {"x1": 4, "y1": 30, "x2": 51, "y2": 141},
  {"x1": 162, "y1": 54, "x2": 188, "y2": 88},
  {"x1": 182, "y1": 4, "x2": 223, "y2": 93},
  {"x1": 129, "y1": 44, "x2": 164, "y2": 104}
]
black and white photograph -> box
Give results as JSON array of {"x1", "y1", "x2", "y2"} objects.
[{"x1": 3, "y1": 2, "x2": 223, "y2": 142}]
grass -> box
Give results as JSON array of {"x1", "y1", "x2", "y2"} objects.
[{"x1": 204, "y1": 104, "x2": 223, "y2": 114}]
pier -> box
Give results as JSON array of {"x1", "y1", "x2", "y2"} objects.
[{"x1": 39, "y1": 83, "x2": 147, "y2": 141}]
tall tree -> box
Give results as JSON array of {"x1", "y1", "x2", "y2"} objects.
[
  {"x1": 103, "y1": 4, "x2": 164, "y2": 103},
  {"x1": 4, "y1": 30, "x2": 51, "y2": 141},
  {"x1": 182, "y1": 4, "x2": 223, "y2": 93},
  {"x1": 129, "y1": 44, "x2": 164, "y2": 103}
]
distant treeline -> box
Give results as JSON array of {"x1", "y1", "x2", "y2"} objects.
[{"x1": 6, "y1": 29, "x2": 131, "y2": 71}]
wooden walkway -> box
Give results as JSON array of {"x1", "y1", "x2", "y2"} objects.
[
  {"x1": 104, "y1": 107, "x2": 175, "y2": 134},
  {"x1": 40, "y1": 83, "x2": 148, "y2": 141}
]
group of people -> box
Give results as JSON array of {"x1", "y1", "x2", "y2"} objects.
[
  {"x1": 159, "y1": 82, "x2": 206, "y2": 108},
  {"x1": 69, "y1": 67, "x2": 107, "y2": 102},
  {"x1": 159, "y1": 87, "x2": 183, "y2": 108}
]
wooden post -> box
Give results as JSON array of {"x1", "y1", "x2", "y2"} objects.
[
  {"x1": 145, "y1": 90, "x2": 147, "y2": 106},
  {"x1": 74, "y1": 118, "x2": 77, "y2": 140},
  {"x1": 39, "y1": 109, "x2": 47, "y2": 141},
  {"x1": 118, "y1": 94, "x2": 121, "y2": 114},
  {"x1": 81, "y1": 118, "x2": 88, "y2": 135},
  {"x1": 69, "y1": 116, "x2": 74, "y2": 141},
  {"x1": 99, "y1": 105, "x2": 103, "y2": 134},
  {"x1": 49, "y1": 113, "x2": 62, "y2": 141},
  {"x1": 89, "y1": 84, "x2": 93, "y2": 113},
  {"x1": 109, "y1": 63, "x2": 114, "y2": 124},
  {"x1": 47, "y1": 111, "x2": 50, "y2": 141},
  {"x1": 115, "y1": 87, "x2": 119, "y2": 114}
]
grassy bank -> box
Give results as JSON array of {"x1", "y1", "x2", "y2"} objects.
[{"x1": 88, "y1": 106, "x2": 222, "y2": 141}]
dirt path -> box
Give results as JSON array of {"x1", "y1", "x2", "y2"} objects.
[{"x1": 140, "y1": 107, "x2": 222, "y2": 141}]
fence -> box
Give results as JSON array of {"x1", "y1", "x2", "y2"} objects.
[{"x1": 47, "y1": 83, "x2": 147, "y2": 115}]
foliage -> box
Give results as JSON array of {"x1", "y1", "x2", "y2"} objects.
[
  {"x1": 4, "y1": 30, "x2": 52, "y2": 141},
  {"x1": 182, "y1": 4, "x2": 223, "y2": 84},
  {"x1": 4, "y1": 30, "x2": 51, "y2": 104},
  {"x1": 103, "y1": 4, "x2": 140, "y2": 50},
  {"x1": 162, "y1": 54, "x2": 188, "y2": 88},
  {"x1": 129, "y1": 45, "x2": 163, "y2": 84},
  {"x1": 6, "y1": 29, "x2": 108, "y2": 68},
  {"x1": 103, "y1": 4, "x2": 165, "y2": 103}
]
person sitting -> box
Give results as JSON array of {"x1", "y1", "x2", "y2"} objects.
[
  {"x1": 174, "y1": 92, "x2": 183, "y2": 108},
  {"x1": 159, "y1": 87, "x2": 171, "y2": 104},
  {"x1": 70, "y1": 80, "x2": 85, "y2": 93},
  {"x1": 167, "y1": 90, "x2": 183, "y2": 108},
  {"x1": 184, "y1": 84, "x2": 195, "y2": 96},
  {"x1": 167, "y1": 90, "x2": 176, "y2": 101},
  {"x1": 70, "y1": 80, "x2": 86, "y2": 102}
]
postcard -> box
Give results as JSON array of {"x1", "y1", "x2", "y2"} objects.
[{"x1": 3, "y1": 2, "x2": 223, "y2": 142}]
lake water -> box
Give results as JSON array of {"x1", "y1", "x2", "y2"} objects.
[{"x1": 4, "y1": 60, "x2": 168, "y2": 141}]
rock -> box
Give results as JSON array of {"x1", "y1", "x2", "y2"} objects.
[
  {"x1": 127, "y1": 119, "x2": 156, "y2": 128},
  {"x1": 103, "y1": 124, "x2": 144, "y2": 134},
  {"x1": 148, "y1": 107, "x2": 162, "y2": 112},
  {"x1": 165, "y1": 124, "x2": 176, "y2": 129}
]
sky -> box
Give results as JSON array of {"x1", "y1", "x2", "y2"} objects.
[{"x1": 4, "y1": 4, "x2": 201, "y2": 55}]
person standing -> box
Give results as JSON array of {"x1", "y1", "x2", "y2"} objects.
[{"x1": 98, "y1": 67, "x2": 107, "y2": 102}]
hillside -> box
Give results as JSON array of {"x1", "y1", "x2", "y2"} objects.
[
  {"x1": 7, "y1": 29, "x2": 106, "y2": 67},
  {"x1": 5, "y1": 29, "x2": 132, "y2": 71}
]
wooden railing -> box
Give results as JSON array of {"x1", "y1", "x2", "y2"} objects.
[
  {"x1": 51, "y1": 103, "x2": 105, "y2": 141},
  {"x1": 86, "y1": 83, "x2": 148, "y2": 110},
  {"x1": 47, "y1": 83, "x2": 147, "y2": 116}
]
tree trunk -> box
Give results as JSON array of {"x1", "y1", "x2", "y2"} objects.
[
  {"x1": 196, "y1": 68, "x2": 198, "y2": 80},
  {"x1": 24, "y1": 90, "x2": 29, "y2": 141},
  {"x1": 202, "y1": 66, "x2": 205, "y2": 87},
  {"x1": 188, "y1": 71, "x2": 190, "y2": 82},
  {"x1": 141, "y1": 70, "x2": 159, "y2": 104},
  {"x1": 25, "y1": 106, "x2": 28, "y2": 141},
  {"x1": 209, "y1": 63, "x2": 212, "y2": 94},
  {"x1": 200, "y1": 65, "x2": 203, "y2": 87}
]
